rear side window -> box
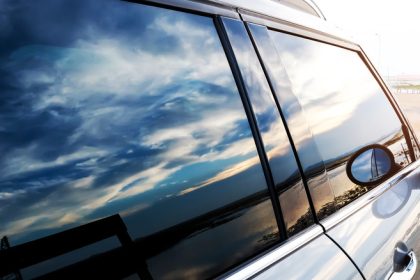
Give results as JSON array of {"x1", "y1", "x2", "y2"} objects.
[
  {"x1": 0, "y1": 1, "x2": 279, "y2": 279},
  {"x1": 267, "y1": 31, "x2": 410, "y2": 212}
]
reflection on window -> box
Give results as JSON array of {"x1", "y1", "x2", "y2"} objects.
[
  {"x1": 0, "y1": 1, "x2": 278, "y2": 279},
  {"x1": 268, "y1": 31, "x2": 410, "y2": 212},
  {"x1": 223, "y1": 18, "x2": 314, "y2": 236},
  {"x1": 248, "y1": 23, "x2": 337, "y2": 220}
]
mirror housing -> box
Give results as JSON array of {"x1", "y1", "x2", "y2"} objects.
[{"x1": 346, "y1": 144, "x2": 399, "y2": 186}]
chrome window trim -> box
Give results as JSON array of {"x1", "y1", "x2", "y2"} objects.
[
  {"x1": 129, "y1": 0, "x2": 240, "y2": 18},
  {"x1": 321, "y1": 160, "x2": 420, "y2": 231},
  {"x1": 137, "y1": 0, "x2": 326, "y2": 20},
  {"x1": 220, "y1": 225, "x2": 324, "y2": 280},
  {"x1": 213, "y1": 0, "x2": 328, "y2": 28},
  {"x1": 240, "y1": 10, "x2": 358, "y2": 51},
  {"x1": 233, "y1": 2, "x2": 354, "y2": 46},
  {"x1": 138, "y1": 0, "x2": 342, "y2": 40}
]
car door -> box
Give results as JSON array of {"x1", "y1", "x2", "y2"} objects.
[
  {"x1": 322, "y1": 160, "x2": 420, "y2": 280},
  {"x1": 245, "y1": 14, "x2": 420, "y2": 280}
]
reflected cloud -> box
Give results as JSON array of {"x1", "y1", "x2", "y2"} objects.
[
  {"x1": 247, "y1": 23, "x2": 338, "y2": 220},
  {"x1": 177, "y1": 152, "x2": 261, "y2": 196},
  {"x1": 223, "y1": 18, "x2": 315, "y2": 236},
  {"x1": 1, "y1": 2, "x2": 282, "y2": 279},
  {"x1": 0, "y1": 0, "x2": 266, "y2": 250}
]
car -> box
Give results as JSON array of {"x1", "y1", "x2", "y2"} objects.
[{"x1": 0, "y1": 0, "x2": 419, "y2": 279}]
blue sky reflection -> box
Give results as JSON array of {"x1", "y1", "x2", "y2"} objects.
[{"x1": 0, "y1": 1, "x2": 275, "y2": 255}]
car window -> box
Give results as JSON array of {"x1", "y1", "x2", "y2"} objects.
[
  {"x1": 266, "y1": 30, "x2": 411, "y2": 212},
  {"x1": 0, "y1": 1, "x2": 279, "y2": 279},
  {"x1": 222, "y1": 18, "x2": 314, "y2": 236},
  {"x1": 248, "y1": 23, "x2": 337, "y2": 219}
]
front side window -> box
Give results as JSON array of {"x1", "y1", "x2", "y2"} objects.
[
  {"x1": 267, "y1": 31, "x2": 411, "y2": 212},
  {"x1": 0, "y1": 1, "x2": 279, "y2": 279}
]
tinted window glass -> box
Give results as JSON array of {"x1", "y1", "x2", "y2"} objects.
[
  {"x1": 248, "y1": 23, "x2": 337, "y2": 219},
  {"x1": 268, "y1": 31, "x2": 410, "y2": 211},
  {"x1": 0, "y1": 1, "x2": 279, "y2": 279},
  {"x1": 223, "y1": 18, "x2": 314, "y2": 236}
]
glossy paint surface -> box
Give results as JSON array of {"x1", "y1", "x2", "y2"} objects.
[
  {"x1": 0, "y1": 1, "x2": 279, "y2": 278},
  {"x1": 223, "y1": 18, "x2": 314, "y2": 236},
  {"x1": 253, "y1": 228, "x2": 363, "y2": 280},
  {"x1": 325, "y1": 163, "x2": 420, "y2": 279}
]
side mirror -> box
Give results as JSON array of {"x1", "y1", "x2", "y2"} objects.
[{"x1": 346, "y1": 144, "x2": 398, "y2": 186}]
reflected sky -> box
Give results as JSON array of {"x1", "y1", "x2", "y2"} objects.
[
  {"x1": 223, "y1": 19, "x2": 299, "y2": 189},
  {"x1": 351, "y1": 148, "x2": 391, "y2": 183},
  {"x1": 268, "y1": 31, "x2": 402, "y2": 161},
  {"x1": 248, "y1": 23, "x2": 410, "y2": 216},
  {"x1": 223, "y1": 19, "x2": 314, "y2": 235},
  {"x1": 266, "y1": 30, "x2": 410, "y2": 210},
  {"x1": 248, "y1": 23, "x2": 336, "y2": 219},
  {"x1": 0, "y1": 1, "x2": 279, "y2": 278},
  {"x1": 247, "y1": 24, "x2": 324, "y2": 171}
]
